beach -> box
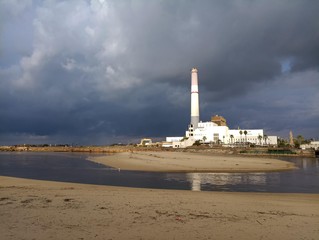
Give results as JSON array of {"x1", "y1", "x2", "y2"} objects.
[
  {"x1": 89, "y1": 151, "x2": 297, "y2": 172},
  {"x1": 1, "y1": 176, "x2": 319, "y2": 240}
]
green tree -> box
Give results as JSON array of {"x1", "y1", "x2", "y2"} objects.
[
  {"x1": 297, "y1": 135, "x2": 304, "y2": 144},
  {"x1": 278, "y1": 137, "x2": 288, "y2": 147},
  {"x1": 263, "y1": 134, "x2": 268, "y2": 145},
  {"x1": 258, "y1": 135, "x2": 262, "y2": 145},
  {"x1": 294, "y1": 135, "x2": 305, "y2": 148},
  {"x1": 239, "y1": 130, "x2": 243, "y2": 144},
  {"x1": 230, "y1": 135, "x2": 234, "y2": 145},
  {"x1": 244, "y1": 130, "x2": 248, "y2": 144},
  {"x1": 202, "y1": 136, "x2": 207, "y2": 143}
]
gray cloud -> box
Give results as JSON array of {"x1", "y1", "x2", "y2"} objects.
[{"x1": 0, "y1": 0, "x2": 318, "y2": 145}]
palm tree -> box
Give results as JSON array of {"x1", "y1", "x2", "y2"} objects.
[
  {"x1": 230, "y1": 135, "x2": 234, "y2": 145},
  {"x1": 239, "y1": 130, "x2": 243, "y2": 144},
  {"x1": 263, "y1": 135, "x2": 268, "y2": 145},
  {"x1": 202, "y1": 136, "x2": 207, "y2": 143},
  {"x1": 244, "y1": 130, "x2": 248, "y2": 145},
  {"x1": 258, "y1": 135, "x2": 262, "y2": 146}
]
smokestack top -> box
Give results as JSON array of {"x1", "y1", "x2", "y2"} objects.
[{"x1": 191, "y1": 68, "x2": 198, "y2": 73}]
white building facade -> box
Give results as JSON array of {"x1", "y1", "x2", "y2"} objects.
[
  {"x1": 182, "y1": 121, "x2": 277, "y2": 146},
  {"x1": 228, "y1": 129, "x2": 264, "y2": 145},
  {"x1": 165, "y1": 68, "x2": 278, "y2": 148},
  {"x1": 300, "y1": 141, "x2": 319, "y2": 150}
]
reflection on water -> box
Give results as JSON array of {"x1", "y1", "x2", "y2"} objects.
[
  {"x1": 298, "y1": 157, "x2": 318, "y2": 169},
  {"x1": 297, "y1": 157, "x2": 319, "y2": 170},
  {"x1": 188, "y1": 173, "x2": 201, "y2": 191},
  {"x1": 0, "y1": 152, "x2": 318, "y2": 193},
  {"x1": 165, "y1": 157, "x2": 319, "y2": 192},
  {"x1": 187, "y1": 173, "x2": 266, "y2": 191},
  {"x1": 174, "y1": 172, "x2": 278, "y2": 191}
]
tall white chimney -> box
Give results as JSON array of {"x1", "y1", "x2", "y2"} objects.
[{"x1": 191, "y1": 68, "x2": 200, "y2": 128}]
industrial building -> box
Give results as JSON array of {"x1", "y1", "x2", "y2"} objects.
[
  {"x1": 300, "y1": 141, "x2": 319, "y2": 150},
  {"x1": 166, "y1": 68, "x2": 278, "y2": 148}
]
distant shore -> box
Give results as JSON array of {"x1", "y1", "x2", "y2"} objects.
[
  {"x1": 0, "y1": 145, "x2": 315, "y2": 158},
  {"x1": 89, "y1": 151, "x2": 297, "y2": 173}
]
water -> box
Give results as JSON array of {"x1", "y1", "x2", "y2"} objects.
[{"x1": 0, "y1": 152, "x2": 318, "y2": 193}]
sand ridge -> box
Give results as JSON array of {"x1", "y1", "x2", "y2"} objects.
[{"x1": 89, "y1": 151, "x2": 297, "y2": 172}]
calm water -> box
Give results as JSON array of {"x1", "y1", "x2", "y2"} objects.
[{"x1": 0, "y1": 152, "x2": 318, "y2": 193}]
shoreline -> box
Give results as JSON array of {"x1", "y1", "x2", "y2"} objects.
[
  {"x1": 89, "y1": 151, "x2": 297, "y2": 173},
  {"x1": 1, "y1": 176, "x2": 318, "y2": 240},
  {"x1": 0, "y1": 145, "x2": 315, "y2": 158}
]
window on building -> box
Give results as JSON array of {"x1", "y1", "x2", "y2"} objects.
[{"x1": 213, "y1": 133, "x2": 219, "y2": 142}]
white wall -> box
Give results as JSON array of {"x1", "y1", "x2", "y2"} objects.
[
  {"x1": 186, "y1": 123, "x2": 229, "y2": 143},
  {"x1": 181, "y1": 121, "x2": 278, "y2": 147},
  {"x1": 228, "y1": 129, "x2": 264, "y2": 144},
  {"x1": 166, "y1": 137, "x2": 184, "y2": 142},
  {"x1": 267, "y1": 136, "x2": 278, "y2": 146},
  {"x1": 300, "y1": 141, "x2": 319, "y2": 150}
]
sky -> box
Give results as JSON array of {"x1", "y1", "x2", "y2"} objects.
[{"x1": 0, "y1": 0, "x2": 318, "y2": 145}]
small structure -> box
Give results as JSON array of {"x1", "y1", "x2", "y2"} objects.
[
  {"x1": 138, "y1": 138, "x2": 152, "y2": 147},
  {"x1": 211, "y1": 115, "x2": 227, "y2": 126},
  {"x1": 166, "y1": 137, "x2": 184, "y2": 142},
  {"x1": 300, "y1": 141, "x2": 319, "y2": 150},
  {"x1": 161, "y1": 141, "x2": 173, "y2": 148},
  {"x1": 172, "y1": 137, "x2": 196, "y2": 148}
]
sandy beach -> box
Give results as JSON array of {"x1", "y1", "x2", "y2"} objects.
[
  {"x1": 1, "y1": 176, "x2": 318, "y2": 240},
  {"x1": 89, "y1": 151, "x2": 297, "y2": 172}
]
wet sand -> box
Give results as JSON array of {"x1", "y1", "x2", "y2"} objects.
[
  {"x1": 0, "y1": 176, "x2": 318, "y2": 240},
  {"x1": 89, "y1": 151, "x2": 297, "y2": 172}
]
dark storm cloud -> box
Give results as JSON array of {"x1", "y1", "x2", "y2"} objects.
[{"x1": 0, "y1": 0, "x2": 318, "y2": 145}]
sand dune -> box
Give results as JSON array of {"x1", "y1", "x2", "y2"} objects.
[{"x1": 89, "y1": 151, "x2": 297, "y2": 172}]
